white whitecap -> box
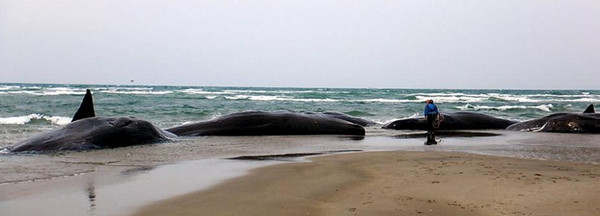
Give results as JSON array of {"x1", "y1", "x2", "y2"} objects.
[
  {"x1": 455, "y1": 104, "x2": 553, "y2": 112},
  {"x1": 223, "y1": 95, "x2": 339, "y2": 102},
  {"x1": 0, "y1": 114, "x2": 71, "y2": 125},
  {"x1": 46, "y1": 116, "x2": 72, "y2": 125},
  {"x1": 225, "y1": 95, "x2": 251, "y2": 100},
  {"x1": 353, "y1": 99, "x2": 413, "y2": 103},
  {"x1": 179, "y1": 89, "x2": 231, "y2": 95},
  {"x1": 99, "y1": 90, "x2": 173, "y2": 95},
  {"x1": 0, "y1": 85, "x2": 21, "y2": 91},
  {"x1": 0, "y1": 114, "x2": 41, "y2": 125},
  {"x1": 415, "y1": 95, "x2": 486, "y2": 103}
]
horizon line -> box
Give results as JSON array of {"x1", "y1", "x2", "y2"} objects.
[{"x1": 1, "y1": 81, "x2": 598, "y2": 91}]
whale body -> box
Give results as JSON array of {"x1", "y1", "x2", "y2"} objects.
[
  {"x1": 382, "y1": 112, "x2": 517, "y2": 130},
  {"x1": 8, "y1": 117, "x2": 175, "y2": 152},
  {"x1": 321, "y1": 112, "x2": 377, "y2": 127},
  {"x1": 166, "y1": 110, "x2": 366, "y2": 136},
  {"x1": 7, "y1": 89, "x2": 174, "y2": 152},
  {"x1": 507, "y1": 104, "x2": 600, "y2": 133}
]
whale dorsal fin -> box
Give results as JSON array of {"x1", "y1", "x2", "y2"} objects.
[
  {"x1": 583, "y1": 104, "x2": 595, "y2": 113},
  {"x1": 72, "y1": 89, "x2": 96, "y2": 122}
]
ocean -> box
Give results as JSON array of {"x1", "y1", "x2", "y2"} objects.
[
  {"x1": 1, "y1": 83, "x2": 598, "y2": 147},
  {"x1": 1, "y1": 83, "x2": 600, "y2": 216}
]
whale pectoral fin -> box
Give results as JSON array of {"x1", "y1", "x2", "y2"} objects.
[
  {"x1": 72, "y1": 89, "x2": 96, "y2": 122},
  {"x1": 583, "y1": 104, "x2": 595, "y2": 114}
]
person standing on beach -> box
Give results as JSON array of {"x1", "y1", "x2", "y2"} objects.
[{"x1": 424, "y1": 99, "x2": 439, "y2": 145}]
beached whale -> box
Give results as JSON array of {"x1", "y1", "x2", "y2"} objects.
[
  {"x1": 319, "y1": 112, "x2": 377, "y2": 127},
  {"x1": 8, "y1": 117, "x2": 175, "y2": 152},
  {"x1": 382, "y1": 112, "x2": 518, "y2": 130},
  {"x1": 7, "y1": 90, "x2": 174, "y2": 152},
  {"x1": 506, "y1": 104, "x2": 600, "y2": 133},
  {"x1": 166, "y1": 110, "x2": 366, "y2": 136}
]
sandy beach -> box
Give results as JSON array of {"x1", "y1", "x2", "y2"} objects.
[{"x1": 133, "y1": 151, "x2": 600, "y2": 216}]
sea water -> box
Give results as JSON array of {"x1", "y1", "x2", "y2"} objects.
[
  {"x1": 1, "y1": 83, "x2": 600, "y2": 216},
  {"x1": 1, "y1": 83, "x2": 598, "y2": 143}
]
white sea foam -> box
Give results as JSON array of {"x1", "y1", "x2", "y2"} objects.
[
  {"x1": 224, "y1": 90, "x2": 270, "y2": 94},
  {"x1": 289, "y1": 98, "x2": 339, "y2": 102},
  {"x1": 99, "y1": 90, "x2": 173, "y2": 95},
  {"x1": 2, "y1": 86, "x2": 171, "y2": 95},
  {"x1": 224, "y1": 95, "x2": 251, "y2": 100},
  {"x1": 179, "y1": 89, "x2": 232, "y2": 95},
  {"x1": 46, "y1": 116, "x2": 72, "y2": 125},
  {"x1": 224, "y1": 95, "x2": 339, "y2": 102},
  {"x1": 112, "y1": 87, "x2": 153, "y2": 91},
  {"x1": 487, "y1": 94, "x2": 541, "y2": 103},
  {"x1": 6, "y1": 90, "x2": 84, "y2": 96},
  {"x1": 536, "y1": 104, "x2": 554, "y2": 112},
  {"x1": 0, "y1": 85, "x2": 21, "y2": 91},
  {"x1": 456, "y1": 104, "x2": 553, "y2": 112},
  {"x1": 224, "y1": 89, "x2": 324, "y2": 94},
  {"x1": 564, "y1": 98, "x2": 600, "y2": 103},
  {"x1": 415, "y1": 95, "x2": 487, "y2": 103},
  {"x1": 413, "y1": 93, "x2": 468, "y2": 97},
  {"x1": 180, "y1": 121, "x2": 195, "y2": 125},
  {"x1": 0, "y1": 114, "x2": 71, "y2": 125},
  {"x1": 399, "y1": 113, "x2": 422, "y2": 119},
  {"x1": 412, "y1": 92, "x2": 600, "y2": 104},
  {"x1": 352, "y1": 98, "x2": 413, "y2": 103}
]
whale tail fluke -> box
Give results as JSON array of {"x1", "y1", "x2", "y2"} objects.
[
  {"x1": 583, "y1": 104, "x2": 595, "y2": 114},
  {"x1": 72, "y1": 89, "x2": 96, "y2": 122}
]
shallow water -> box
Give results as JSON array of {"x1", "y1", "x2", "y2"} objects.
[
  {"x1": 1, "y1": 130, "x2": 600, "y2": 216},
  {"x1": 0, "y1": 159, "x2": 276, "y2": 216}
]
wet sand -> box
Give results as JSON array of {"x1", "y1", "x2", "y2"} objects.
[
  {"x1": 3, "y1": 132, "x2": 600, "y2": 215},
  {"x1": 133, "y1": 151, "x2": 600, "y2": 216}
]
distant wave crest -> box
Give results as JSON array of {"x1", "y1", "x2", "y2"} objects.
[
  {"x1": 456, "y1": 104, "x2": 554, "y2": 112},
  {"x1": 0, "y1": 114, "x2": 71, "y2": 125},
  {"x1": 2, "y1": 85, "x2": 599, "y2": 104}
]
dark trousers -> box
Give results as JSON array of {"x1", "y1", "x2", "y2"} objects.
[{"x1": 426, "y1": 114, "x2": 437, "y2": 144}]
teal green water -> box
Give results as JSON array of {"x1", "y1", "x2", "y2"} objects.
[{"x1": 1, "y1": 83, "x2": 598, "y2": 147}]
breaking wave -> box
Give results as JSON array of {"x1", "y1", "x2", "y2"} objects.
[
  {"x1": 0, "y1": 114, "x2": 71, "y2": 125},
  {"x1": 456, "y1": 104, "x2": 554, "y2": 112}
]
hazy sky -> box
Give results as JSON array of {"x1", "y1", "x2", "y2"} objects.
[{"x1": 1, "y1": 0, "x2": 599, "y2": 89}]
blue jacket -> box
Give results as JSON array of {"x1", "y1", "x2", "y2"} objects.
[{"x1": 424, "y1": 103, "x2": 439, "y2": 116}]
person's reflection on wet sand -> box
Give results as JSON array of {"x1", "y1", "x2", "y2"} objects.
[{"x1": 87, "y1": 182, "x2": 96, "y2": 214}]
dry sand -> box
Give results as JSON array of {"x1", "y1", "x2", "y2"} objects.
[{"x1": 133, "y1": 151, "x2": 600, "y2": 216}]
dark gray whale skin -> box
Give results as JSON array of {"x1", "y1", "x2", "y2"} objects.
[
  {"x1": 165, "y1": 111, "x2": 366, "y2": 136},
  {"x1": 507, "y1": 104, "x2": 600, "y2": 133},
  {"x1": 72, "y1": 89, "x2": 95, "y2": 122},
  {"x1": 321, "y1": 112, "x2": 377, "y2": 127},
  {"x1": 382, "y1": 112, "x2": 518, "y2": 130},
  {"x1": 8, "y1": 117, "x2": 176, "y2": 152},
  {"x1": 506, "y1": 113, "x2": 600, "y2": 133}
]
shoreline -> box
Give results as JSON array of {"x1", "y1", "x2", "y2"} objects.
[{"x1": 132, "y1": 150, "x2": 600, "y2": 216}]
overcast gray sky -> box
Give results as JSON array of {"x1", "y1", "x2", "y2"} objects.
[{"x1": 1, "y1": 0, "x2": 599, "y2": 89}]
